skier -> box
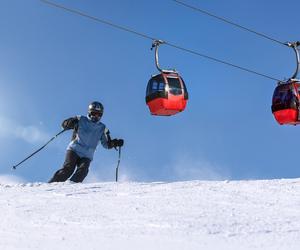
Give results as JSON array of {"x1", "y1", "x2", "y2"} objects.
[{"x1": 49, "y1": 101, "x2": 124, "y2": 183}]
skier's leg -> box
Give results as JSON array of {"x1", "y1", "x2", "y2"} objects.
[
  {"x1": 48, "y1": 150, "x2": 79, "y2": 183},
  {"x1": 70, "y1": 157, "x2": 91, "y2": 183}
]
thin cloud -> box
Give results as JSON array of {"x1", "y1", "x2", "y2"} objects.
[
  {"x1": 168, "y1": 153, "x2": 231, "y2": 181},
  {"x1": 0, "y1": 116, "x2": 49, "y2": 144},
  {"x1": 85, "y1": 162, "x2": 136, "y2": 183},
  {"x1": 0, "y1": 174, "x2": 25, "y2": 184}
]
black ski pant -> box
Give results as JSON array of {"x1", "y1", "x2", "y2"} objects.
[{"x1": 49, "y1": 150, "x2": 91, "y2": 183}]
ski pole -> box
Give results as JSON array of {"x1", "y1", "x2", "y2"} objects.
[
  {"x1": 12, "y1": 129, "x2": 66, "y2": 170},
  {"x1": 115, "y1": 146, "x2": 121, "y2": 182}
]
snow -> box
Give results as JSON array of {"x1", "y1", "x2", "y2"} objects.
[{"x1": 0, "y1": 179, "x2": 300, "y2": 250}]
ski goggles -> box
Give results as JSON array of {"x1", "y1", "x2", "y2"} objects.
[{"x1": 90, "y1": 111, "x2": 103, "y2": 117}]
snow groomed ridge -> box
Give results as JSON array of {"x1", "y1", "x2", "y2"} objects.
[{"x1": 0, "y1": 179, "x2": 300, "y2": 250}]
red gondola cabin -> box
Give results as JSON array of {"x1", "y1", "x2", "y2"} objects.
[
  {"x1": 272, "y1": 81, "x2": 300, "y2": 125},
  {"x1": 272, "y1": 41, "x2": 300, "y2": 125},
  {"x1": 146, "y1": 71, "x2": 188, "y2": 116}
]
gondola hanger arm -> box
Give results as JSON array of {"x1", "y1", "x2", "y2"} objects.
[
  {"x1": 285, "y1": 41, "x2": 300, "y2": 81},
  {"x1": 151, "y1": 40, "x2": 165, "y2": 72},
  {"x1": 151, "y1": 40, "x2": 177, "y2": 73}
]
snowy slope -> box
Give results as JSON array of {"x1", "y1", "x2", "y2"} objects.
[{"x1": 0, "y1": 179, "x2": 300, "y2": 250}]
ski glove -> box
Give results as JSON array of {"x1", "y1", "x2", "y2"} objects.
[
  {"x1": 62, "y1": 117, "x2": 79, "y2": 130},
  {"x1": 108, "y1": 139, "x2": 124, "y2": 149}
]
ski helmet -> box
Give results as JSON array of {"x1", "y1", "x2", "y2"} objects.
[{"x1": 88, "y1": 101, "x2": 104, "y2": 122}]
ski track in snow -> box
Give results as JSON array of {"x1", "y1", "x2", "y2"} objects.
[{"x1": 0, "y1": 179, "x2": 300, "y2": 250}]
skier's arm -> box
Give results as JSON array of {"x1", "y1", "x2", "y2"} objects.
[
  {"x1": 101, "y1": 128, "x2": 124, "y2": 149},
  {"x1": 61, "y1": 117, "x2": 79, "y2": 130},
  {"x1": 100, "y1": 128, "x2": 111, "y2": 149}
]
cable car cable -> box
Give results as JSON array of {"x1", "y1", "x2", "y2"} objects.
[
  {"x1": 40, "y1": 0, "x2": 156, "y2": 41},
  {"x1": 163, "y1": 41, "x2": 281, "y2": 81},
  {"x1": 39, "y1": 0, "x2": 282, "y2": 82},
  {"x1": 171, "y1": 0, "x2": 287, "y2": 47}
]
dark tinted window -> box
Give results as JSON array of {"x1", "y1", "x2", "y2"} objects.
[
  {"x1": 272, "y1": 85, "x2": 298, "y2": 111},
  {"x1": 152, "y1": 81, "x2": 158, "y2": 93},
  {"x1": 181, "y1": 77, "x2": 188, "y2": 93},
  {"x1": 273, "y1": 88, "x2": 293, "y2": 105},
  {"x1": 158, "y1": 82, "x2": 165, "y2": 91},
  {"x1": 167, "y1": 77, "x2": 182, "y2": 95},
  {"x1": 146, "y1": 76, "x2": 166, "y2": 96}
]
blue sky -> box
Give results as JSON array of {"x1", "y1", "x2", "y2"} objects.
[{"x1": 0, "y1": 0, "x2": 299, "y2": 183}]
